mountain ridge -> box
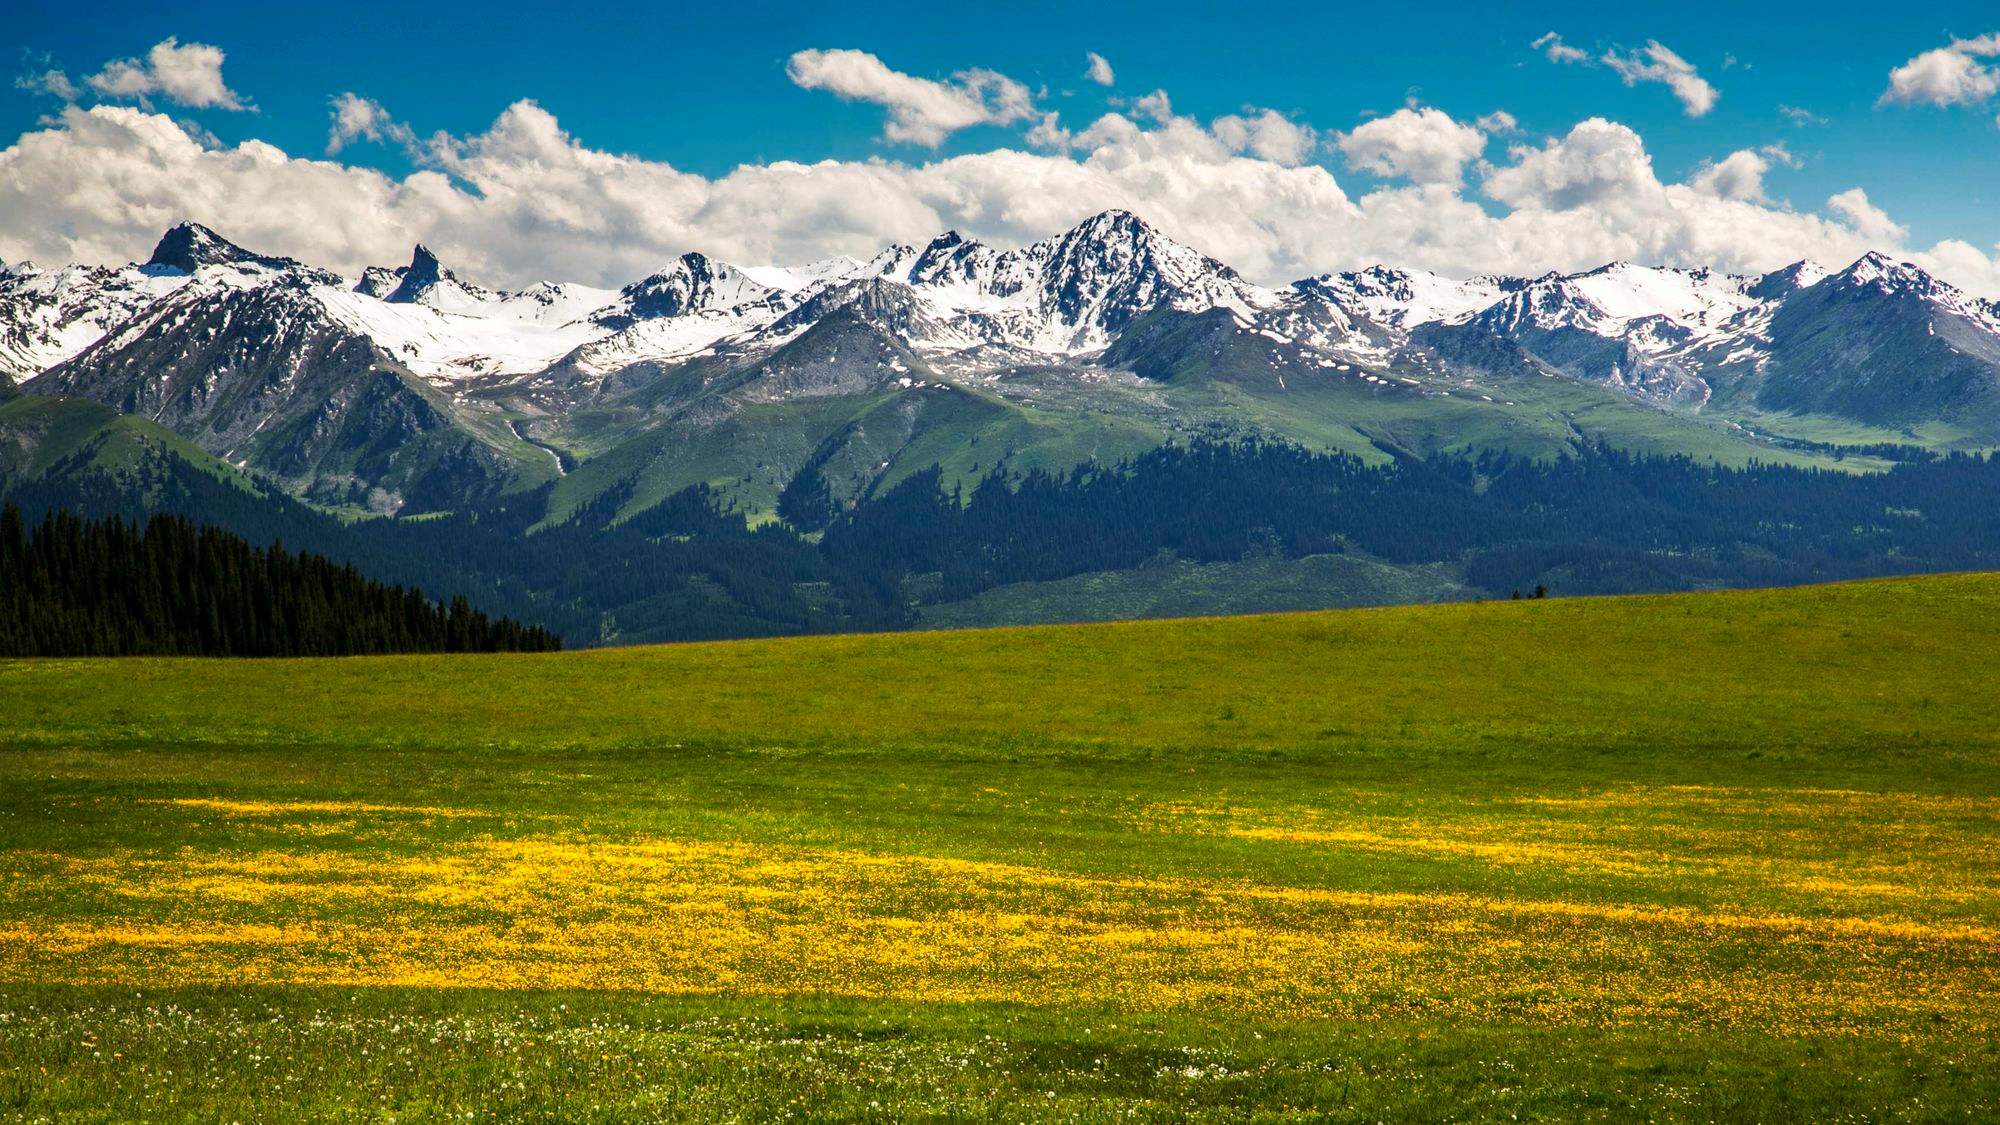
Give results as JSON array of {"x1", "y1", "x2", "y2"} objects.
[{"x1": 13, "y1": 211, "x2": 2000, "y2": 516}]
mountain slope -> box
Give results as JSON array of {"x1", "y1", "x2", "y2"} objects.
[
  {"x1": 0, "y1": 261, "x2": 188, "y2": 384},
  {"x1": 0, "y1": 394, "x2": 247, "y2": 489},
  {"x1": 36, "y1": 274, "x2": 547, "y2": 513},
  {"x1": 1715, "y1": 254, "x2": 2000, "y2": 429}
]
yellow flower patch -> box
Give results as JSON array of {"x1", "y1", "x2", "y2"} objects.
[{"x1": 3, "y1": 812, "x2": 1996, "y2": 1035}]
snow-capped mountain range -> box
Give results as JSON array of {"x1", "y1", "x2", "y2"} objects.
[{"x1": 10, "y1": 211, "x2": 2000, "y2": 512}]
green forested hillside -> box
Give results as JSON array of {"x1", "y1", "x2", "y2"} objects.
[{"x1": 12, "y1": 388, "x2": 2000, "y2": 646}]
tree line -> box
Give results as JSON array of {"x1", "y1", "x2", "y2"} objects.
[{"x1": 0, "y1": 505, "x2": 559, "y2": 657}]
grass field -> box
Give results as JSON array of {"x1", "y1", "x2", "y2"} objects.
[
  {"x1": 918, "y1": 551, "x2": 1473, "y2": 628},
  {"x1": 3, "y1": 575, "x2": 1998, "y2": 1120}
]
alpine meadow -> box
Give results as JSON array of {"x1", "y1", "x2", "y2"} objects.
[{"x1": 5, "y1": 2, "x2": 2000, "y2": 1119}]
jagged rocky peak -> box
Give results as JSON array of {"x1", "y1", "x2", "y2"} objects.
[
  {"x1": 1344, "y1": 264, "x2": 1419, "y2": 292},
  {"x1": 1069, "y1": 208, "x2": 1148, "y2": 240},
  {"x1": 137, "y1": 222, "x2": 341, "y2": 288},
  {"x1": 907, "y1": 230, "x2": 980, "y2": 282},
  {"x1": 384, "y1": 244, "x2": 448, "y2": 303},
  {"x1": 1813, "y1": 253, "x2": 1996, "y2": 323},
  {"x1": 352, "y1": 245, "x2": 443, "y2": 299},
  {"x1": 1295, "y1": 265, "x2": 1422, "y2": 306},
  {"x1": 349, "y1": 243, "x2": 499, "y2": 307},
  {"x1": 145, "y1": 222, "x2": 280, "y2": 274},
  {"x1": 1048, "y1": 209, "x2": 1174, "y2": 271},
  {"x1": 756, "y1": 274, "x2": 972, "y2": 357},
  {"x1": 1036, "y1": 208, "x2": 1267, "y2": 330},
  {"x1": 770, "y1": 275, "x2": 915, "y2": 329},
  {"x1": 1054, "y1": 208, "x2": 1221, "y2": 267},
  {"x1": 907, "y1": 230, "x2": 1035, "y2": 298}
]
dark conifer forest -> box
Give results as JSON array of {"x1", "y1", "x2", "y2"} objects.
[{"x1": 0, "y1": 505, "x2": 560, "y2": 657}]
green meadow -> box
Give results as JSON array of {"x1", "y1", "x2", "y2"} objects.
[{"x1": 2, "y1": 574, "x2": 1998, "y2": 1120}]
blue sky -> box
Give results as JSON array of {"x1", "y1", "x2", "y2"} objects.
[{"x1": 5, "y1": 0, "x2": 2000, "y2": 290}]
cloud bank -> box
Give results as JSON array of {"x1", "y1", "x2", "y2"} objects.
[{"x1": 3, "y1": 52, "x2": 1998, "y2": 299}]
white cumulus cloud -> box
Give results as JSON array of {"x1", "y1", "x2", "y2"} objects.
[
  {"x1": 1337, "y1": 106, "x2": 1490, "y2": 186},
  {"x1": 785, "y1": 48, "x2": 1037, "y2": 147},
  {"x1": 86, "y1": 37, "x2": 248, "y2": 111},
  {"x1": 1690, "y1": 149, "x2": 1775, "y2": 202},
  {"x1": 1211, "y1": 108, "x2": 1318, "y2": 166},
  {"x1": 1084, "y1": 52, "x2": 1115, "y2": 86},
  {"x1": 1128, "y1": 89, "x2": 1174, "y2": 124},
  {"x1": 1484, "y1": 118, "x2": 1663, "y2": 211},
  {"x1": 1880, "y1": 33, "x2": 2000, "y2": 108},
  {"x1": 1827, "y1": 188, "x2": 1908, "y2": 245},
  {"x1": 326, "y1": 93, "x2": 416, "y2": 155}
]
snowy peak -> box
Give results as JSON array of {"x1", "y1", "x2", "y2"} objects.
[
  {"x1": 603, "y1": 252, "x2": 785, "y2": 327},
  {"x1": 1830, "y1": 252, "x2": 1947, "y2": 297},
  {"x1": 765, "y1": 276, "x2": 963, "y2": 342},
  {"x1": 738, "y1": 255, "x2": 867, "y2": 293},
  {"x1": 810, "y1": 210, "x2": 1281, "y2": 354},
  {"x1": 1552, "y1": 262, "x2": 1754, "y2": 325},
  {"x1": 1467, "y1": 261, "x2": 1755, "y2": 338},
  {"x1": 557, "y1": 254, "x2": 795, "y2": 379},
  {"x1": 353, "y1": 267, "x2": 399, "y2": 299},
  {"x1": 1, "y1": 261, "x2": 190, "y2": 382},
  {"x1": 1808, "y1": 252, "x2": 1999, "y2": 328},
  {"x1": 1022, "y1": 209, "x2": 1275, "y2": 345},
  {"x1": 906, "y1": 230, "x2": 1002, "y2": 288},
  {"x1": 1040, "y1": 209, "x2": 1235, "y2": 301},
  {"x1": 1294, "y1": 266, "x2": 1514, "y2": 329},
  {"x1": 919, "y1": 229, "x2": 968, "y2": 260},
  {"x1": 1746, "y1": 260, "x2": 1829, "y2": 302},
  {"x1": 316, "y1": 249, "x2": 626, "y2": 383},
  {"x1": 859, "y1": 243, "x2": 922, "y2": 285}
]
